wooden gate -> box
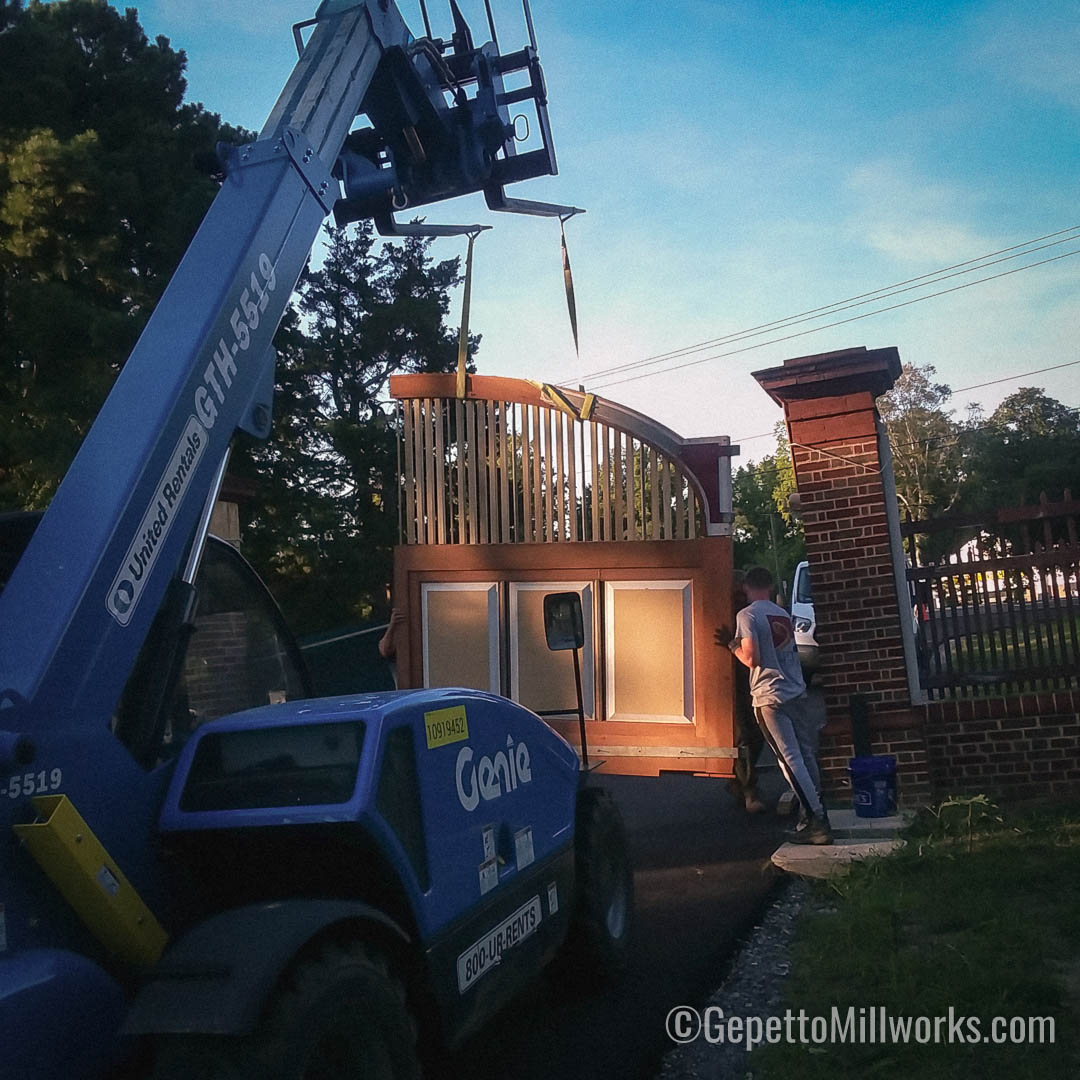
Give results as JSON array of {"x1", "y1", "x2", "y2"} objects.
[{"x1": 389, "y1": 373, "x2": 741, "y2": 776}]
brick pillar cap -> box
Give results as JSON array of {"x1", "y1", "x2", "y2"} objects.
[{"x1": 752, "y1": 346, "x2": 901, "y2": 406}]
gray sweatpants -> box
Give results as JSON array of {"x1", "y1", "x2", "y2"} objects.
[{"x1": 754, "y1": 695, "x2": 823, "y2": 817}]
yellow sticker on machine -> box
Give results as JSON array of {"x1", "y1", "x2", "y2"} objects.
[{"x1": 424, "y1": 705, "x2": 470, "y2": 750}]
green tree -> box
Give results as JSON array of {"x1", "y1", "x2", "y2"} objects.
[
  {"x1": 961, "y1": 387, "x2": 1080, "y2": 513},
  {"x1": 239, "y1": 222, "x2": 477, "y2": 633},
  {"x1": 877, "y1": 362, "x2": 964, "y2": 526},
  {"x1": 0, "y1": 0, "x2": 247, "y2": 507},
  {"x1": 772, "y1": 420, "x2": 799, "y2": 523},
  {"x1": 732, "y1": 438, "x2": 805, "y2": 599}
]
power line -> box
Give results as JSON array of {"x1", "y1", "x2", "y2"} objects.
[
  {"x1": 951, "y1": 361, "x2": 1080, "y2": 396},
  {"x1": 733, "y1": 366, "x2": 1080, "y2": 445},
  {"x1": 592, "y1": 246, "x2": 1080, "y2": 392},
  {"x1": 582, "y1": 224, "x2": 1080, "y2": 382}
]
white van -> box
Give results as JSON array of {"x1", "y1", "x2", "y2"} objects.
[{"x1": 791, "y1": 560, "x2": 819, "y2": 679}]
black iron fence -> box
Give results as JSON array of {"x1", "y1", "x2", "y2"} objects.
[{"x1": 902, "y1": 493, "x2": 1080, "y2": 699}]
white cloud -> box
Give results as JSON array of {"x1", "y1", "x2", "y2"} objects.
[
  {"x1": 864, "y1": 223, "x2": 993, "y2": 265},
  {"x1": 973, "y1": 3, "x2": 1080, "y2": 111},
  {"x1": 842, "y1": 158, "x2": 997, "y2": 265}
]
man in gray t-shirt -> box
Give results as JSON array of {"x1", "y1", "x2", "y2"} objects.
[{"x1": 724, "y1": 565, "x2": 831, "y2": 845}]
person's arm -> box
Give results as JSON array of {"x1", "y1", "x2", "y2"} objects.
[
  {"x1": 730, "y1": 613, "x2": 756, "y2": 669},
  {"x1": 731, "y1": 633, "x2": 758, "y2": 669},
  {"x1": 378, "y1": 608, "x2": 405, "y2": 659}
]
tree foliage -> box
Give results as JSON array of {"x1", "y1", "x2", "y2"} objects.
[
  {"x1": 732, "y1": 430, "x2": 805, "y2": 598},
  {"x1": 0, "y1": 2, "x2": 477, "y2": 639},
  {"x1": 0, "y1": 0, "x2": 247, "y2": 507},
  {"x1": 877, "y1": 363, "x2": 964, "y2": 524},
  {"x1": 742, "y1": 364, "x2": 1079, "y2": 572},
  {"x1": 237, "y1": 223, "x2": 477, "y2": 634},
  {"x1": 960, "y1": 388, "x2": 1080, "y2": 512}
]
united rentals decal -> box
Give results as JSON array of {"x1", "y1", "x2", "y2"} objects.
[{"x1": 106, "y1": 416, "x2": 206, "y2": 626}]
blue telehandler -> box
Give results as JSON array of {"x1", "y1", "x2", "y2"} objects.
[{"x1": 0, "y1": 3, "x2": 631, "y2": 1077}]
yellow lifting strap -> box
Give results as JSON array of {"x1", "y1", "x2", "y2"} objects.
[
  {"x1": 560, "y1": 211, "x2": 580, "y2": 356},
  {"x1": 456, "y1": 228, "x2": 484, "y2": 399},
  {"x1": 538, "y1": 382, "x2": 596, "y2": 422}
]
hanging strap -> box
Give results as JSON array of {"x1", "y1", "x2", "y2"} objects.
[
  {"x1": 560, "y1": 211, "x2": 581, "y2": 356},
  {"x1": 538, "y1": 383, "x2": 596, "y2": 422},
  {"x1": 456, "y1": 228, "x2": 484, "y2": 398}
]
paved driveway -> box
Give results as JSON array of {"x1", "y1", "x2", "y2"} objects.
[{"x1": 441, "y1": 768, "x2": 789, "y2": 1080}]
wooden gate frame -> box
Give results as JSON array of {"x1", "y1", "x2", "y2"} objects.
[{"x1": 389, "y1": 373, "x2": 740, "y2": 776}]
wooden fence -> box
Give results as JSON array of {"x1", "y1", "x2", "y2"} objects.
[
  {"x1": 903, "y1": 492, "x2": 1080, "y2": 699},
  {"x1": 396, "y1": 396, "x2": 702, "y2": 545}
]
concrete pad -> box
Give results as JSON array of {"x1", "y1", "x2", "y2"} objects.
[
  {"x1": 828, "y1": 807, "x2": 910, "y2": 838},
  {"x1": 772, "y1": 838, "x2": 905, "y2": 878}
]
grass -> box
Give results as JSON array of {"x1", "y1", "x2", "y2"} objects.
[
  {"x1": 943, "y1": 616, "x2": 1080, "y2": 673},
  {"x1": 749, "y1": 799, "x2": 1080, "y2": 1079}
]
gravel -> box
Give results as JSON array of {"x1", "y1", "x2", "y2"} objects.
[{"x1": 656, "y1": 877, "x2": 814, "y2": 1080}]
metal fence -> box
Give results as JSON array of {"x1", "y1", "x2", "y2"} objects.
[{"x1": 903, "y1": 493, "x2": 1080, "y2": 699}]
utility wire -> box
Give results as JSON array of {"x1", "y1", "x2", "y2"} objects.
[
  {"x1": 583, "y1": 224, "x2": 1080, "y2": 381},
  {"x1": 592, "y1": 247, "x2": 1080, "y2": 392},
  {"x1": 734, "y1": 366, "x2": 1080, "y2": 445}
]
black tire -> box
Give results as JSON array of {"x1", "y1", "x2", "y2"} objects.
[
  {"x1": 152, "y1": 940, "x2": 420, "y2": 1080},
  {"x1": 568, "y1": 786, "x2": 633, "y2": 978}
]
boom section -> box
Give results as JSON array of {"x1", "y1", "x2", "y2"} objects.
[{"x1": 0, "y1": 3, "x2": 409, "y2": 733}]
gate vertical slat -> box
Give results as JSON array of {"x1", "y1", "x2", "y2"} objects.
[
  {"x1": 466, "y1": 401, "x2": 480, "y2": 544},
  {"x1": 402, "y1": 400, "x2": 416, "y2": 544},
  {"x1": 538, "y1": 406, "x2": 550, "y2": 541},
  {"x1": 500, "y1": 402, "x2": 512, "y2": 545},
  {"x1": 661, "y1": 454, "x2": 673, "y2": 539},
  {"x1": 554, "y1": 410, "x2": 566, "y2": 542},
  {"x1": 454, "y1": 399, "x2": 466, "y2": 545},
  {"x1": 412, "y1": 399, "x2": 427, "y2": 543},
  {"x1": 673, "y1": 465, "x2": 687, "y2": 540},
  {"x1": 396, "y1": 401, "x2": 405, "y2": 545},
  {"x1": 649, "y1": 447, "x2": 661, "y2": 541},
  {"x1": 532, "y1": 406, "x2": 544, "y2": 542},
  {"x1": 476, "y1": 402, "x2": 490, "y2": 543},
  {"x1": 434, "y1": 399, "x2": 447, "y2": 545},
  {"x1": 521, "y1": 405, "x2": 533, "y2": 542},
  {"x1": 612, "y1": 429, "x2": 624, "y2": 541},
  {"x1": 589, "y1": 420, "x2": 600, "y2": 542},
  {"x1": 598, "y1": 425, "x2": 610, "y2": 542},
  {"x1": 567, "y1": 414, "x2": 579, "y2": 542},
  {"x1": 485, "y1": 401, "x2": 497, "y2": 544}
]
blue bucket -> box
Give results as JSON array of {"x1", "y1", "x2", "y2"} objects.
[{"x1": 849, "y1": 755, "x2": 898, "y2": 818}]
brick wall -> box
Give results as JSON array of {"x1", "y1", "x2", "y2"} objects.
[
  {"x1": 815, "y1": 691, "x2": 1080, "y2": 806},
  {"x1": 817, "y1": 709, "x2": 933, "y2": 806},
  {"x1": 795, "y1": 432, "x2": 911, "y2": 714},
  {"x1": 184, "y1": 610, "x2": 255, "y2": 722},
  {"x1": 753, "y1": 346, "x2": 1080, "y2": 808},
  {"x1": 925, "y1": 689, "x2": 1080, "y2": 801}
]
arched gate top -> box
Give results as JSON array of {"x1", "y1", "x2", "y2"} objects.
[{"x1": 389, "y1": 373, "x2": 738, "y2": 545}]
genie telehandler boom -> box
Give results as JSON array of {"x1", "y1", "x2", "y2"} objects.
[{"x1": 0, "y1": 3, "x2": 629, "y2": 1078}]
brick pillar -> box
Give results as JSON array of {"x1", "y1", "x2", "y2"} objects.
[{"x1": 753, "y1": 346, "x2": 931, "y2": 804}]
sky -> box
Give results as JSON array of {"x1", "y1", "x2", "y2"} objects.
[{"x1": 132, "y1": 0, "x2": 1078, "y2": 461}]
